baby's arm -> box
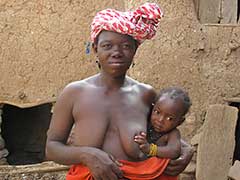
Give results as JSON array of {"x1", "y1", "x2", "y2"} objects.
[
  {"x1": 155, "y1": 129, "x2": 181, "y2": 159},
  {"x1": 134, "y1": 129, "x2": 181, "y2": 159}
]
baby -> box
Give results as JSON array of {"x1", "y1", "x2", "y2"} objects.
[{"x1": 134, "y1": 87, "x2": 192, "y2": 159}]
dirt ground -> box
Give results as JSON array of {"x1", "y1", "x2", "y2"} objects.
[{"x1": 0, "y1": 161, "x2": 68, "y2": 180}]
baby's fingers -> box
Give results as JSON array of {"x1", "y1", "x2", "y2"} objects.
[
  {"x1": 134, "y1": 137, "x2": 145, "y2": 144},
  {"x1": 140, "y1": 131, "x2": 147, "y2": 137}
]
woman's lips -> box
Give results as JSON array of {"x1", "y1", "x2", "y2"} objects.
[{"x1": 108, "y1": 61, "x2": 126, "y2": 66}]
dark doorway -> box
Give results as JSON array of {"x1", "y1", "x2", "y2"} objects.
[
  {"x1": 238, "y1": 0, "x2": 240, "y2": 22},
  {"x1": 1, "y1": 103, "x2": 52, "y2": 165},
  {"x1": 229, "y1": 102, "x2": 240, "y2": 163}
]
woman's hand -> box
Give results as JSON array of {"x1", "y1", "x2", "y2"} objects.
[
  {"x1": 85, "y1": 148, "x2": 123, "y2": 180},
  {"x1": 164, "y1": 143, "x2": 194, "y2": 176}
]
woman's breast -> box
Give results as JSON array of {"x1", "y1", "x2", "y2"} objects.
[
  {"x1": 119, "y1": 120, "x2": 147, "y2": 161},
  {"x1": 102, "y1": 94, "x2": 150, "y2": 161},
  {"x1": 102, "y1": 121, "x2": 147, "y2": 161}
]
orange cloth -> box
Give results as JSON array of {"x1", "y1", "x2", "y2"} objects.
[{"x1": 66, "y1": 157, "x2": 178, "y2": 180}]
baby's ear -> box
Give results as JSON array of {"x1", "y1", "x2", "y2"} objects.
[{"x1": 179, "y1": 117, "x2": 185, "y2": 125}]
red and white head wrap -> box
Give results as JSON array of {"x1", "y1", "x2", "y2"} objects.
[{"x1": 91, "y1": 3, "x2": 163, "y2": 44}]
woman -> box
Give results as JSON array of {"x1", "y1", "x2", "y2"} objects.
[{"x1": 46, "y1": 3, "x2": 193, "y2": 180}]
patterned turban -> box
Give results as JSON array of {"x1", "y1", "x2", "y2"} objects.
[{"x1": 91, "y1": 3, "x2": 163, "y2": 44}]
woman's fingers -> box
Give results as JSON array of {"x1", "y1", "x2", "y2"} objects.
[{"x1": 108, "y1": 154, "x2": 123, "y2": 178}]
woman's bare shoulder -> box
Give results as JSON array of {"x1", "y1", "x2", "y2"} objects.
[
  {"x1": 65, "y1": 75, "x2": 98, "y2": 90},
  {"x1": 126, "y1": 76, "x2": 154, "y2": 91},
  {"x1": 126, "y1": 76, "x2": 156, "y2": 105},
  {"x1": 58, "y1": 75, "x2": 98, "y2": 99}
]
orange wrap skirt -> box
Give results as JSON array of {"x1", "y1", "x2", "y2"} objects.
[{"x1": 66, "y1": 157, "x2": 178, "y2": 180}]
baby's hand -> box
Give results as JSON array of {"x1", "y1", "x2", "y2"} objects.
[
  {"x1": 134, "y1": 132, "x2": 150, "y2": 154},
  {"x1": 134, "y1": 132, "x2": 147, "y2": 144}
]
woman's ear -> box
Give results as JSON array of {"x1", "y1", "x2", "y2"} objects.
[{"x1": 92, "y1": 43, "x2": 97, "y2": 53}]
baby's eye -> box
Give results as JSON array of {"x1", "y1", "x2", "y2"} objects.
[
  {"x1": 166, "y1": 117, "x2": 174, "y2": 121},
  {"x1": 153, "y1": 110, "x2": 160, "y2": 115}
]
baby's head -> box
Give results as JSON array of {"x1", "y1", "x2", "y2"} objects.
[{"x1": 150, "y1": 87, "x2": 192, "y2": 133}]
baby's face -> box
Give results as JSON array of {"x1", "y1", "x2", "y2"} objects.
[{"x1": 150, "y1": 95, "x2": 185, "y2": 133}]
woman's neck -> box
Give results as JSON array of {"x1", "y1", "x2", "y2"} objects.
[{"x1": 97, "y1": 72, "x2": 127, "y2": 90}]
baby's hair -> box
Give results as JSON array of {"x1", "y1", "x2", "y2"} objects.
[{"x1": 157, "y1": 87, "x2": 192, "y2": 115}]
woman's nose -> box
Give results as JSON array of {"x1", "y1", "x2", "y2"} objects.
[
  {"x1": 112, "y1": 45, "x2": 123, "y2": 53},
  {"x1": 112, "y1": 47, "x2": 123, "y2": 58}
]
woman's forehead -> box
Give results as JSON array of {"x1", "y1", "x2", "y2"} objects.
[{"x1": 98, "y1": 30, "x2": 135, "y2": 43}]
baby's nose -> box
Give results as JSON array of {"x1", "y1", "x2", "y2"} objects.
[{"x1": 157, "y1": 115, "x2": 164, "y2": 122}]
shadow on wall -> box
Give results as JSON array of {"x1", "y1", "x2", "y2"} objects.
[{"x1": 1, "y1": 103, "x2": 52, "y2": 165}]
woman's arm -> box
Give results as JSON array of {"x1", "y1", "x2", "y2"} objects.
[
  {"x1": 45, "y1": 84, "x2": 123, "y2": 180},
  {"x1": 163, "y1": 139, "x2": 194, "y2": 176}
]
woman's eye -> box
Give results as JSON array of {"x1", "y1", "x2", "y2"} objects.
[
  {"x1": 102, "y1": 44, "x2": 112, "y2": 49},
  {"x1": 123, "y1": 44, "x2": 130, "y2": 49}
]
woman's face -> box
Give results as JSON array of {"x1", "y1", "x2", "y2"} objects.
[{"x1": 93, "y1": 30, "x2": 137, "y2": 77}]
